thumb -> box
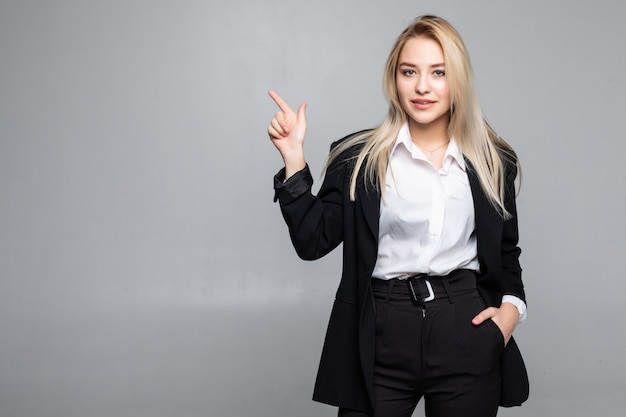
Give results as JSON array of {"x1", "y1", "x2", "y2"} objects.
[
  {"x1": 297, "y1": 102, "x2": 308, "y2": 121},
  {"x1": 472, "y1": 307, "x2": 496, "y2": 326}
]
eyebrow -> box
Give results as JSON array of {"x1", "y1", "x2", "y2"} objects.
[{"x1": 398, "y1": 62, "x2": 445, "y2": 68}]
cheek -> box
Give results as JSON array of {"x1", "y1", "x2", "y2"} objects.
[
  {"x1": 396, "y1": 80, "x2": 412, "y2": 101},
  {"x1": 395, "y1": 84, "x2": 411, "y2": 113},
  {"x1": 396, "y1": 81, "x2": 406, "y2": 99},
  {"x1": 435, "y1": 82, "x2": 450, "y2": 101}
]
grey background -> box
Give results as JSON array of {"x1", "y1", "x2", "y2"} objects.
[{"x1": 1, "y1": 0, "x2": 624, "y2": 416}]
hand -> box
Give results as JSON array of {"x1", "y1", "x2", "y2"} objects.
[
  {"x1": 267, "y1": 90, "x2": 307, "y2": 178},
  {"x1": 472, "y1": 302, "x2": 520, "y2": 346}
]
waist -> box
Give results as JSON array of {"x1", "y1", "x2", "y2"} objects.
[{"x1": 371, "y1": 269, "x2": 478, "y2": 305}]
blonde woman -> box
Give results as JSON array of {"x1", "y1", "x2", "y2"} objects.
[{"x1": 267, "y1": 15, "x2": 528, "y2": 417}]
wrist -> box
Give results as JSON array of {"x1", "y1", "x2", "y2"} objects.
[
  {"x1": 501, "y1": 295, "x2": 527, "y2": 324},
  {"x1": 499, "y1": 302, "x2": 521, "y2": 328},
  {"x1": 283, "y1": 153, "x2": 306, "y2": 179}
]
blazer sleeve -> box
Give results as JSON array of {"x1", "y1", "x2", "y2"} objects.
[
  {"x1": 500, "y1": 161, "x2": 526, "y2": 302},
  {"x1": 273, "y1": 144, "x2": 350, "y2": 261}
]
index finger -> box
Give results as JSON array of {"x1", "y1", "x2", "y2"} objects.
[{"x1": 268, "y1": 90, "x2": 294, "y2": 114}]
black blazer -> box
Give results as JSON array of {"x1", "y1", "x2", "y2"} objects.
[{"x1": 274, "y1": 132, "x2": 528, "y2": 412}]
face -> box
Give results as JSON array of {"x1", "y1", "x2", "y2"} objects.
[{"x1": 396, "y1": 36, "x2": 451, "y2": 131}]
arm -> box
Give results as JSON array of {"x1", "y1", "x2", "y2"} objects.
[
  {"x1": 473, "y1": 161, "x2": 525, "y2": 344},
  {"x1": 268, "y1": 90, "x2": 346, "y2": 260}
]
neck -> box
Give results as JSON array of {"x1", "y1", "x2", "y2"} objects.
[{"x1": 407, "y1": 113, "x2": 450, "y2": 147}]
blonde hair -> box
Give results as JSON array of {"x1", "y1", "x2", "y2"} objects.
[{"x1": 325, "y1": 15, "x2": 519, "y2": 218}]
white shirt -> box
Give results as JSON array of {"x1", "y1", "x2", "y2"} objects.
[{"x1": 372, "y1": 123, "x2": 526, "y2": 321}]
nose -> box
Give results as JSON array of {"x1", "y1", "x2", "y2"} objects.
[{"x1": 415, "y1": 74, "x2": 430, "y2": 94}]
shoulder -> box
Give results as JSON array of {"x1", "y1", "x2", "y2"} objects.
[
  {"x1": 331, "y1": 129, "x2": 372, "y2": 149},
  {"x1": 494, "y1": 142, "x2": 519, "y2": 181},
  {"x1": 327, "y1": 129, "x2": 373, "y2": 162}
]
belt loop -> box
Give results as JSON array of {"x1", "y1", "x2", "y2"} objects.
[
  {"x1": 441, "y1": 277, "x2": 455, "y2": 304},
  {"x1": 385, "y1": 279, "x2": 394, "y2": 304}
]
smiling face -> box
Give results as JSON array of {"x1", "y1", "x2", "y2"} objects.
[{"x1": 396, "y1": 36, "x2": 451, "y2": 134}]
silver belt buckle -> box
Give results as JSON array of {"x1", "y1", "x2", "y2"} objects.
[
  {"x1": 407, "y1": 275, "x2": 435, "y2": 305},
  {"x1": 422, "y1": 279, "x2": 435, "y2": 302}
]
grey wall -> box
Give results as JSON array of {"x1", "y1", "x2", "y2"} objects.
[{"x1": 1, "y1": 1, "x2": 625, "y2": 416}]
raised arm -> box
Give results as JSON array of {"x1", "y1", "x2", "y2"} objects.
[{"x1": 267, "y1": 90, "x2": 308, "y2": 179}]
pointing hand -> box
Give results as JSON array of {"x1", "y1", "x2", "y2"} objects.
[{"x1": 267, "y1": 90, "x2": 307, "y2": 177}]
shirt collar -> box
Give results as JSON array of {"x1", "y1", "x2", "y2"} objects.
[
  {"x1": 444, "y1": 137, "x2": 466, "y2": 171},
  {"x1": 392, "y1": 122, "x2": 466, "y2": 171},
  {"x1": 391, "y1": 122, "x2": 413, "y2": 155}
]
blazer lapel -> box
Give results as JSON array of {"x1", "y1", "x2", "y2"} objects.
[
  {"x1": 465, "y1": 159, "x2": 503, "y2": 281},
  {"x1": 466, "y1": 160, "x2": 491, "y2": 226},
  {"x1": 356, "y1": 179, "x2": 380, "y2": 243}
]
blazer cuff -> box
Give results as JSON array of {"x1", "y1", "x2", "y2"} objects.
[{"x1": 273, "y1": 164, "x2": 313, "y2": 204}]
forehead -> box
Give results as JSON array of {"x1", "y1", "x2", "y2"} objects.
[{"x1": 398, "y1": 37, "x2": 444, "y2": 64}]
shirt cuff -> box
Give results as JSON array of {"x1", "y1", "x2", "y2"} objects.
[{"x1": 502, "y1": 295, "x2": 527, "y2": 324}]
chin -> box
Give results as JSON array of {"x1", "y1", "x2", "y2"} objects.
[
  {"x1": 410, "y1": 111, "x2": 450, "y2": 126},
  {"x1": 410, "y1": 114, "x2": 439, "y2": 126}
]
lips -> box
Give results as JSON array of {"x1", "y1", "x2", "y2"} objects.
[
  {"x1": 412, "y1": 99, "x2": 435, "y2": 105},
  {"x1": 411, "y1": 99, "x2": 436, "y2": 109}
]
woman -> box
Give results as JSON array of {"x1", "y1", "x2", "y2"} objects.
[{"x1": 267, "y1": 15, "x2": 528, "y2": 417}]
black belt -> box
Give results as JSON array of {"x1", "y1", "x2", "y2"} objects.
[{"x1": 371, "y1": 269, "x2": 478, "y2": 306}]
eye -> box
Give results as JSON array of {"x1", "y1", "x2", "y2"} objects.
[
  {"x1": 433, "y1": 69, "x2": 445, "y2": 77},
  {"x1": 401, "y1": 69, "x2": 416, "y2": 76}
]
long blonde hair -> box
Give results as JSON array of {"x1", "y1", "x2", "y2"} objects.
[{"x1": 325, "y1": 15, "x2": 519, "y2": 218}]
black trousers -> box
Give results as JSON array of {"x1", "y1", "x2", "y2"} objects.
[{"x1": 340, "y1": 270, "x2": 505, "y2": 417}]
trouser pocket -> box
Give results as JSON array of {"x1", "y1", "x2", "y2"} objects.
[{"x1": 452, "y1": 296, "x2": 505, "y2": 371}]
